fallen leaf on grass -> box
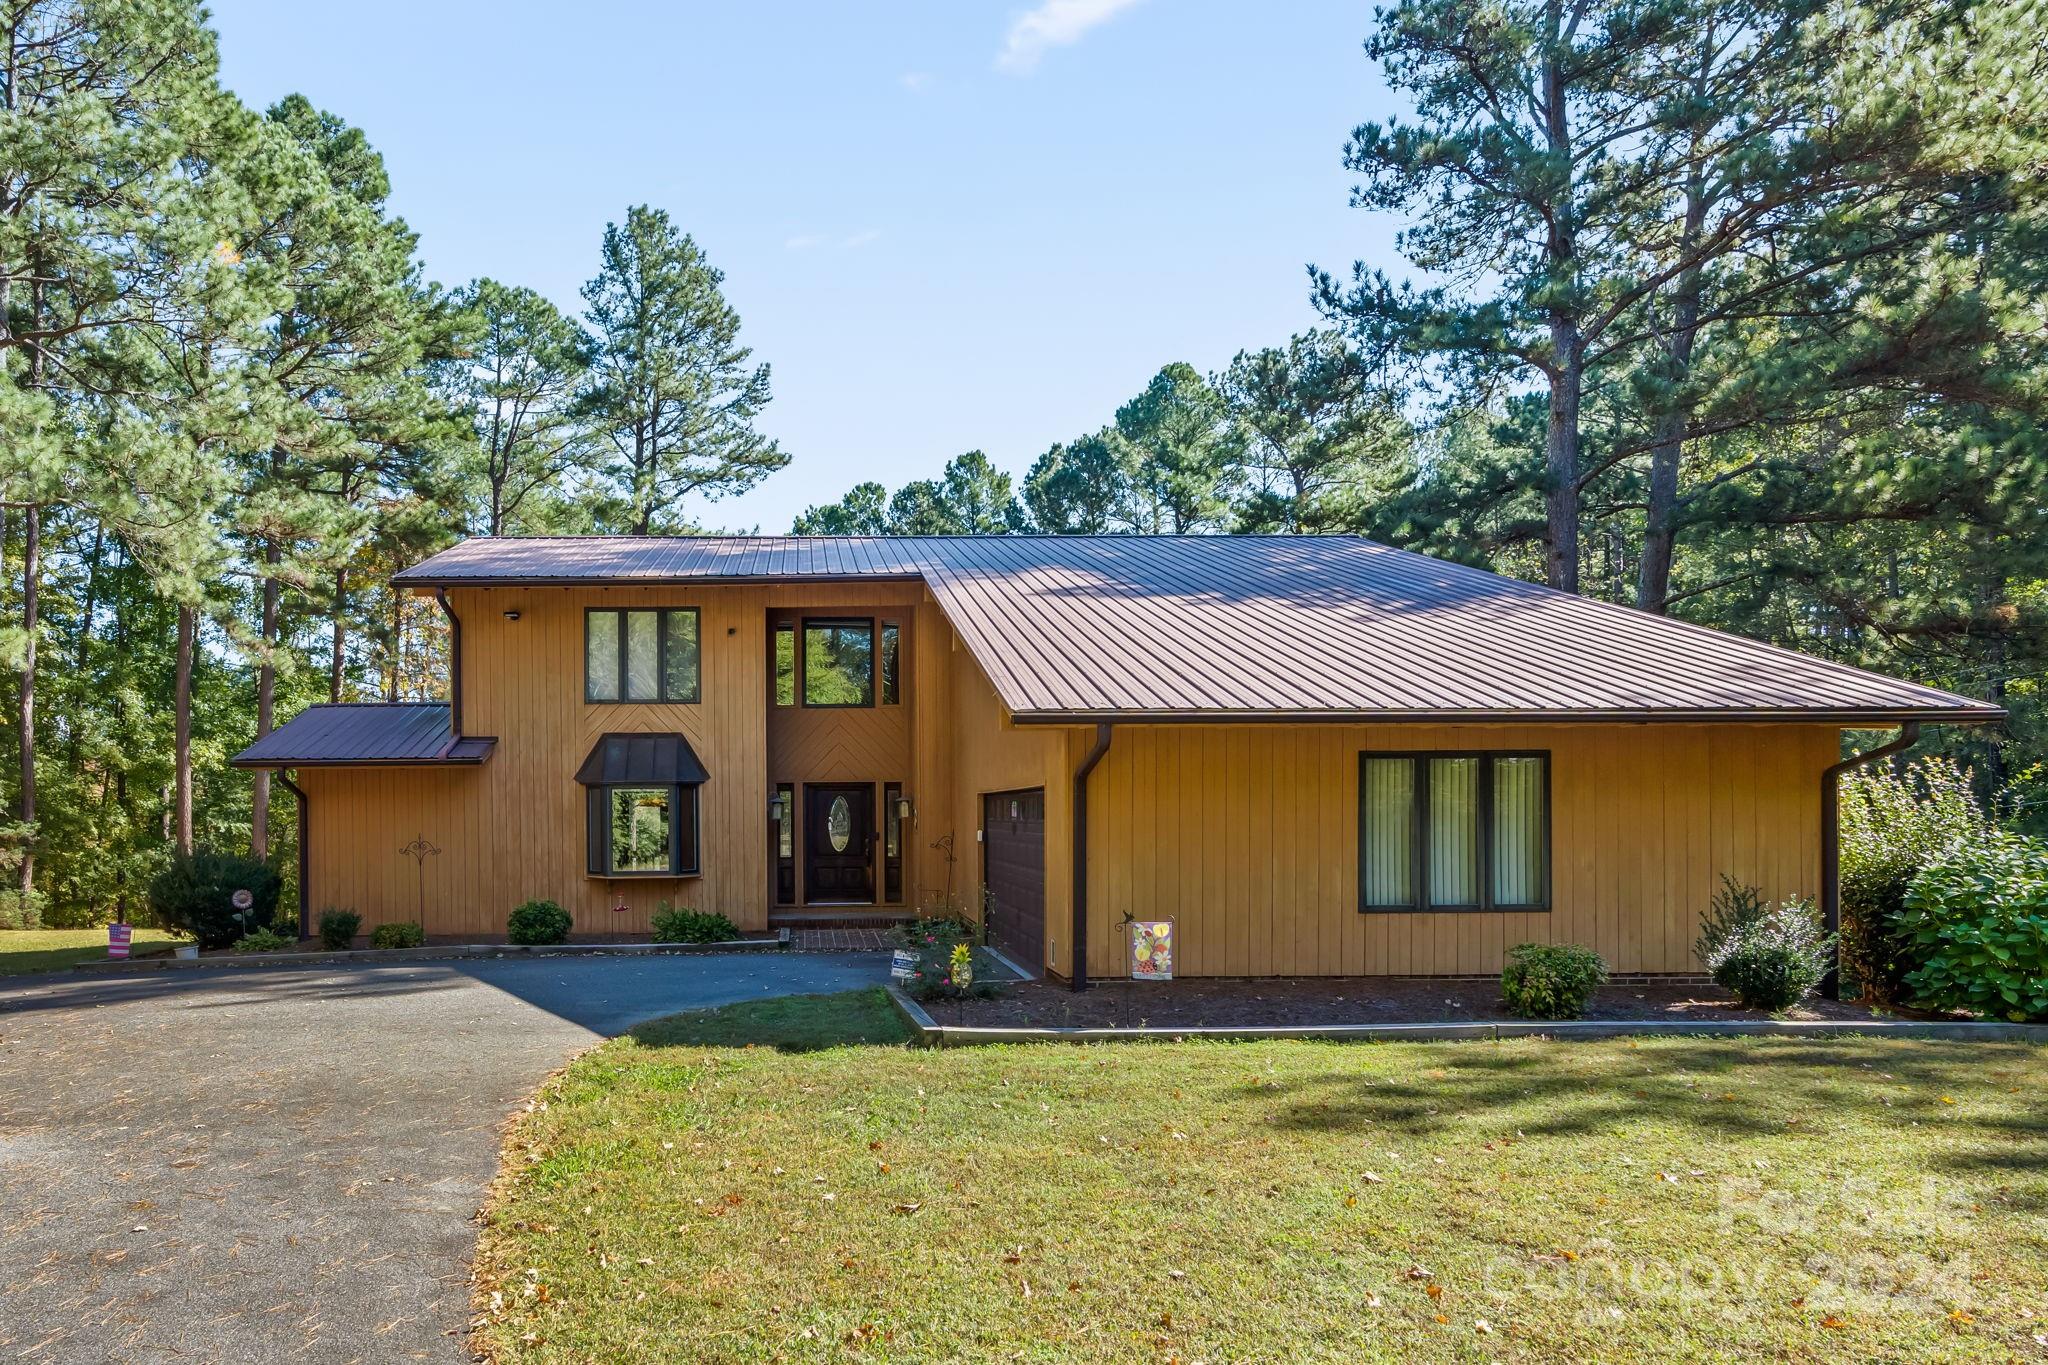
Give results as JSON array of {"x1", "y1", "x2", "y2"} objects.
[
  {"x1": 1406, "y1": 1264, "x2": 1431, "y2": 1280},
  {"x1": 1361, "y1": 1171, "x2": 1385, "y2": 1184},
  {"x1": 1425, "y1": 1283, "x2": 1443, "y2": 1301},
  {"x1": 1821, "y1": 1315, "x2": 1847, "y2": 1330},
  {"x1": 892, "y1": 1202, "x2": 921, "y2": 1215}
]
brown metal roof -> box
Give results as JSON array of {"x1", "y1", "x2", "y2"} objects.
[
  {"x1": 230, "y1": 704, "x2": 497, "y2": 768},
  {"x1": 394, "y1": 536, "x2": 2002, "y2": 725},
  {"x1": 574, "y1": 733, "x2": 711, "y2": 786}
]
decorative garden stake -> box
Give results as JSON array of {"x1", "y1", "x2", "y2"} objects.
[{"x1": 399, "y1": 834, "x2": 440, "y2": 931}]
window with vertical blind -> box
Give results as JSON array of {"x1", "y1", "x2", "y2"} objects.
[{"x1": 1358, "y1": 752, "x2": 1549, "y2": 911}]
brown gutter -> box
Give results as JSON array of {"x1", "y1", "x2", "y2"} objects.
[
  {"x1": 277, "y1": 769, "x2": 310, "y2": 940},
  {"x1": 433, "y1": 588, "x2": 463, "y2": 738},
  {"x1": 1819, "y1": 722, "x2": 1921, "y2": 999},
  {"x1": 1069, "y1": 723, "x2": 1113, "y2": 993}
]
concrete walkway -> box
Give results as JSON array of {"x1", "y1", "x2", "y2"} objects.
[{"x1": 0, "y1": 953, "x2": 889, "y2": 1363}]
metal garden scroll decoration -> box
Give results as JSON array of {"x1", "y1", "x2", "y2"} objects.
[{"x1": 398, "y1": 833, "x2": 440, "y2": 930}]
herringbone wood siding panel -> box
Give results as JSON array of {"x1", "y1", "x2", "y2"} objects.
[{"x1": 1077, "y1": 722, "x2": 1839, "y2": 978}]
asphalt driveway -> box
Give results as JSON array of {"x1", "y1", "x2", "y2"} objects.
[{"x1": 0, "y1": 953, "x2": 890, "y2": 1363}]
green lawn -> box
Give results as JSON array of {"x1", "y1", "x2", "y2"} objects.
[
  {"x1": 475, "y1": 990, "x2": 2047, "y2": 1363},
  {"x1": 0, "y1": 927, "x2": 184, "y2": 976}
]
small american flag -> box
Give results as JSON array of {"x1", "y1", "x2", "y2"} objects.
[{"x1": 107, "y1": 923, "x2": 132, "y2": 960}]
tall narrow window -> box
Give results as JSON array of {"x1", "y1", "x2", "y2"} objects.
[
  {"x1": 880, "y1": 623, "x2": 901, "y2": 705},
  {"x1": 585, "y1": 611, "x2": 621, "y2": 702},
  {"x1": 1427, "y1": 757, "x2": 1480, "y2": 908},
  {"x1": 585, "y1": 608, "x2": 700, "y2": 703},
  {"x1": 773, "y1": 783, "x2": 796, "y2": 905},
  {"x1": 803, "y1": 619, "x2": 874, "y2": 706},
  {"x1": 624, "y1": 610, "x2": 659, "y2": 701},
  {"x1": 1360, "y1": 757, "x2": 1415, "y2": 908},
  {"x1": 1358, "y1": 752, "x2": 1549, "y2": 911},
  {"x1": 773, "y1": 623, "x2": 796, "y2": 706},
  {"x1": 1492, "y1": 756, "x2": 1547, "y2": 907},
  {"x1": 883, "y1": 781, "x2": 903, "y2": 903},
  {"x1": 662, "y1": 609, "x2": 701, "y2": 703}
]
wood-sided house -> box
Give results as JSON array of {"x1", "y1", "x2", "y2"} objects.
[{"x1": 231, "y1": 535, "x2": 2000, "y2": 984}]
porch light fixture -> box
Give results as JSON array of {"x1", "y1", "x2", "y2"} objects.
[
  {"x1": 896, "y1": 795, "x2": 914, "y2": 824},
  {"x1": 769, "y1": 792, "x2": 787, "y2": 822}
]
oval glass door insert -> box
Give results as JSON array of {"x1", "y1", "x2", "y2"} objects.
[{"x1": 827, "y1": 795, "x2": 852, "y2": 852}]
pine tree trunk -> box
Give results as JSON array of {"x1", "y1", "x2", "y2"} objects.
[
  {"x1": 174, "y1": 604, "x2": 195, "y2": 857},
  {"x1": 1544, "y1": 337, "x2": 1583, "y2": 594},
  {"x1": 15, "y1": 501, "x2": 37, "y2": 902},
  {"x1": 1636, "y1": 134, "x2": 1713, "y2": 615},
  {"x1": 252, "y1": 550, "x2": 279, "y2": 859},
  {"x1": 1539, "y1": 12, "x2": 1581, "y2": 595},
  {"x1": 330, "y1": 566, "x2": 347, "y2": 702}
]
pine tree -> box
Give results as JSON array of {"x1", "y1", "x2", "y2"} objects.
[{"x1": 580, "y1": 206, "x2": 788, "y2": 534}]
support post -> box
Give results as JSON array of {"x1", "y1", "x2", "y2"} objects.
[{"x1": 278, "y1": 769, "x2": 310, "y2": 941}]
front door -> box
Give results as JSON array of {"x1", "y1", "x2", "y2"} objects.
[{"x1": 804, "y1": 784, "x2": 875, "y2": 903}]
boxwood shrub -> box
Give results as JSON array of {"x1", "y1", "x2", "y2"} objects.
[
  {"x1": 507, "y1": 899, "x2": 573, "y2": 946},
  {"x1": 649, "y1": 903, "x2": 739, "y2": 944},
  {"x1": 1501, "y1": 942, "x2": 1608, "y2": 1019},
  {"x1": 1900, "y1": 832, "x2": 2048, "y2": 1022},
  {"x1": 317, "y1": 908, "x2": 362, "y2": 950},
  {"x1": 370, "y1": 921, "x2": 425, "y2": 950}
]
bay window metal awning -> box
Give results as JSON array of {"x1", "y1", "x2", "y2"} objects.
[{"x1": 574, "y1": 732, "x2": 710, "y2": 787}]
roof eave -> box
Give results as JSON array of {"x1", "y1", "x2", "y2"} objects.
[
  {"x1": 1005, "y1": 706, "x2": 2008, "y2": 727},
  {"x1": 395, "y1": 572, "x2": 930, "y2": 592},
  {"x1": 228, "y1": 737, "x2": 499, "y2": 769}
]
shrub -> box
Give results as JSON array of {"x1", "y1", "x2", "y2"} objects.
[
  {"x1": 1899, "y1": 832, "x2": 2048, "y2": 1022},
  {"x1": 1694, "y1": 875, "x2": 1766, "y2": 966},
  {"x1": 1838, "y1": 757, "x2": 1992, "y2": 1003},
  {"x1": 1709, "y1": 896, "x2": 1833, "y2": 1012},
  {"x1": 231, "y1": 926, "x2": 295, "y2": 953},
  {"x1": 649, "y1": 903, "x2": 739, "y2": 944},
  {"x1": 146, "y1": 851, "x2": 282, "y2": 950},
  {"x1": 1500, "y1": 943, "x2": 1608, "y2": 1019},
  {"x1": 317, "y1": 908, "x2": 362, "y2": 950},
  {"x1": 370, "y1": 921, "x2": 425, "y2": 950},
  {"x1": 507, "y1": 899, "x2": 572, "y2": 945}
]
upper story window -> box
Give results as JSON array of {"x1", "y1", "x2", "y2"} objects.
[
  {"x1": 1359, "y1": 751, "x2": 1549, "y2": 912},
  {"x1": 772, "y1": 617, "x2": 905, "y2": 709},
  {"x1": 805, "y1": 619, "x2": 874, "y2": 706},
  {"x1": 586, "y1": 608, "x2": 700, "y2": 704}
]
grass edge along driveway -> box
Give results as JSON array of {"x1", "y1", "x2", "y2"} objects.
[
  {"x1": 474, "y1": 989, "x2": 2047, "y2": 1363},
  {"x1": 0, "y1": 927, "x2": 183, "y2": 976}
]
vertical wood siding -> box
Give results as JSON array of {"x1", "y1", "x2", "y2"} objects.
[
  {"x1": 1079, "y1": 722, "x2": 1839, "y2": 978},
  {"x1": 301, "y1": 583, "x2": 925, "y2": 936}
]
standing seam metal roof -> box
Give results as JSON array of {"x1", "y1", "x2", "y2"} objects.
[{"x1": 391, "y1": 535, "x2": 2001, "y2": 724}]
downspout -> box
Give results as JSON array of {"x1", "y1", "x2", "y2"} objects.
[
  {"x1": 1069, "y1": 723, "x2": 1113, "y2": 992},
  {"x1": 278, "y1": 769, "x2": 310, "y2": 940},
  {"x1": 1819, "y1": 721, "x2": 1921, "y2": 999},
  {"x1": 433, "y1": 587, "x2": 463, "y2": 738}
]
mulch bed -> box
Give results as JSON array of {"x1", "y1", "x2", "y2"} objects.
[{"x1": 919, "y1": 976, "x2": 1906, "y2": 1029}]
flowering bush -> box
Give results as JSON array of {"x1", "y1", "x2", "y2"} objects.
[{"x1": 1709, "y1": 896, "x2": 1833, "y2": 1012}]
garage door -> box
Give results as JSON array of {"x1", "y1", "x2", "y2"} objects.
[{"x1": 982, "y1": 789, "x2": 1045, "y2": 976}]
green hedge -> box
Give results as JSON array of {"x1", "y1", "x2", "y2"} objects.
[
  {"x1": 1901, "y1": 832, "x2": 2048, "y2": 1022},
  {"x1": 1501, "y1": 943, "x2": 1608, "y2": 1019}
]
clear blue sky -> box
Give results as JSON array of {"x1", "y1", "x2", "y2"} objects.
[{"x1": 205, "y1": 0, "x2": 1403, "y2": 533}]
